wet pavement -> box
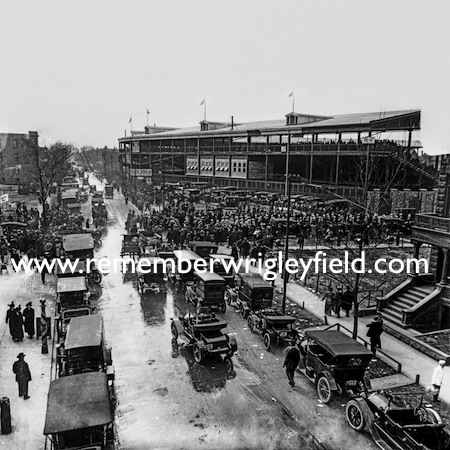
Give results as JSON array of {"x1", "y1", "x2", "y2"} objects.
[
  {"x1": 0, "y1": 180, "x2": 376, "y2": 449},
  {"x1": 94, "y1": 190, "x2": 376, "y2": 450}
]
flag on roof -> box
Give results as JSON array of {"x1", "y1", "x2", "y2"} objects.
[
  {"x1": 146, "y1": 109, "x2": 150, "y2": 114},
  {"x1": 200, "y1": 99, "x2": 205, "y2": 106},
  {"x1": 289, "y1": 91, "x2": 294, "y2": 98},
  {"x1": 129, "y1": 117, "x2": 132, "y2": 123}
]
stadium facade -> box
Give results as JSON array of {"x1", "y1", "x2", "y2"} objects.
[{"x1": 118, "y1": 109, "x2": 436, "y2": 212}]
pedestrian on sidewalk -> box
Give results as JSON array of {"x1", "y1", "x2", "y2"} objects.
[
  {"x1": 23, "y1": 302, "x2": 35, "y2": 339},
  {"x1": 283, "y1": 342, "x2": 301, "y2": 388},
  {"x1": 366, "y1": 315, "x2": 383, "y2": 354},
  {"x1": 12, "y1": 353, "x2": 31, "y2": 399},
  {"x1": 341, "y1": 287, "x2": 353, "y2": 317},
  {"x1": 333, "y1": 287, "x2": 343, "y2": 318},
  {"x1": 10, "y1": 306, "x2": 24, "y2": 342},
  {"x1": 5, "y1": 302, "x2": 15, "y2": 337},
  {"x1": 431, "y1": 359, "x2": 446, "y2": 403},
  {"x1": 321, "y1": 286, "x2": 334, "y2": 316}
]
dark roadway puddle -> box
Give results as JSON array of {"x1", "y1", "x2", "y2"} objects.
[{"x1": 175, "y1": 346, "x2": 237, "y2": 392}]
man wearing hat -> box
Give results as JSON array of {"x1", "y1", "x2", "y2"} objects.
[
  {"x1": 5, "y1": 302, "x2": 15, "y2": 337},
  {"x1": 12, "y1": 353, "x2": 31, "y2": 399},
  {"x1": 23, "y1": 302, "x2": 35, "y2": 339},
  {"x1": 431, "y1": 359, "x2": 446, "y2": 403},
  {"x1": 366, "y1": 315, "x2": 383, "y2": 354}
]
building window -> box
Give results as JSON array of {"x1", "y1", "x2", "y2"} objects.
[
  {"x1": 13, "y1": 139, "x2": 18, "y2": 148},
  {"x1": 242, "y1": 162, "x2": 247, "y2": 172},
  {"x1": 233, "y1": 162, "x2": 237, "y2": 172}
]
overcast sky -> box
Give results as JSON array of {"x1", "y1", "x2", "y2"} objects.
[{"x1": 1, "y1": 0, "x2": 449, "y2": 154}]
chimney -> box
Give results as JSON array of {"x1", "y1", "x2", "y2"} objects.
[{"x1": 231, "y1": 116, "x2": 234, "y2": 131}]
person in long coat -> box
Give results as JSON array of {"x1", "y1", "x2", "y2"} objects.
[
  {"x1": 5, "y1": 302, "x2": 15, "y2": 337},
  {"x1": 23, "y1": 302, "x2": 35, "y2": 338},
  {"x1": 12, "y1": 352, "x2": 31, "y2": 399},
  {"x1": 283, "y1": 342, "x2": 301, "y2": 388},
  {"x1": 366, "y1": 315, "x2": 383, "y2": 354},
  {"x1": 10, "y1": 306, "x2": 24, "y2": 342}
]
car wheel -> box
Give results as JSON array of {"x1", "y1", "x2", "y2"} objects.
[
  {"x1": 247, "y1": 316, "x2": 254, "y2": 332},
  {"x1": 221, "y1": 302, "x2": 227, "y2": 313},
  {"x1": 193, "y1": 342, "x2": 203, "y2": 363},
  {"x1": 225, "y1": 292, "x2": 231, "y2": 305},
  {"x1": 263, "y1": 333, "x2": 271, "y2": 351},
  {"x1": 316, "y1": 376, "x2": 332, "y2": 404},
  {"x1": 171, "y1": 322, "x2": 178, "y2": 339},
  {"x1": 91, "y1": 271, "x2": 102, "y2": 284},
  {"x1": 346, "y1": 400, "x2": 366, "y2": 432},
  {"x1": 240, "y1": 305, "x2": 247, "y2": 318}
]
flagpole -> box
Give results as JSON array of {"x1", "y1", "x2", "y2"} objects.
[
  {"x1": 204, "y1": 100, "x2": 206, "y2": 121},
  {"x1": 292, "y1": 92, "x2": 295, "y2": 112},
  {"x1": 146, "y1": 111, "x2": 149, "y2": 127}
]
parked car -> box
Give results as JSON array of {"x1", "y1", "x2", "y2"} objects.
[
  {"x1": 247, "y1": 308, "x2": 298, "y2": 351},
  {"x1": 171, "y1": 307, "x2": 237, "y2": 363},
  {"x1": 236, "y1": 273, "x2": 273, "y2": 318},
  {"x1": 44, "y1": 372, "x2": 115, "y2": 450},
  {"x1": 56, "y1": 276, "x2": 91, "y2": 315},
  {"x1": 188, "y1": 241, "x2": 218, "y2": 260},
  {"x1": 210, "y1": 253, "x2": 237, "y2": 287},
  {"x1": 346, "y1": 390, "x2": 450, "y2": 450},
  {"x1": 58, "y1": 315, "x2": 114, "y2": 382},
  {"x1": 136, "y1": 257, "x2": 165, "y2": 294},
  {"x1": 189, "y1": 271, "x2": 227, "y2": 313},
  {"x1": 104, "y1": 185, "x2": 114, "y2": 199},
  {"x1": 299, "y1": 328, "x2": 372, "y2": 404},
  {"x1": 170, "y1": 250, "x2": 202, "y2": 288}
]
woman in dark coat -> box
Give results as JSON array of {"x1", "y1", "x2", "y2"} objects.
[
  {"x1": 23, "y1": 302, "x2": 35, "y2": 338},
  {"x1": 10, "y1": 306, "x2": 24, "y2": 342},
  {"x1": 366, "y1": 315, "x2": 383, "y2": 354}
]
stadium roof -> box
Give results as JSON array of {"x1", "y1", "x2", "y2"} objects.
[{"x1": 119, "y1": 109, "x2": 419, "y2": 141}]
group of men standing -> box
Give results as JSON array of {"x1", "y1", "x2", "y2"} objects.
[
  {"x1": 5, "y1": 302, "x2": 35, "y2": 341},
  {"x1": 321, "y1": 286, "x2": 353, "y2": 318}
]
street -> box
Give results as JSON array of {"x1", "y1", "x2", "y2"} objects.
[
  {"x1": 0, "y1": 187, "x2": 377, "y2": 450},
  {"x1": 95, "y1": 192, "x2": 376, "y2": 449}
]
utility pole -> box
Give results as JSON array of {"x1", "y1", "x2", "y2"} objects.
[{"x1": 281, "y1": 176, "x2": 292, "y2": 314}]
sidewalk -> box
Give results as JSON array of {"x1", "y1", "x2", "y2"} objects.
[
  {"x1": 270, "y1": 272, "x2": 450, "y2": 402},
  {"x1": 0, "y1": 270, "x2": 56, "y2": 450}
]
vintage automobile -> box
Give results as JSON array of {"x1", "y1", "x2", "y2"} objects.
[
  {"x1": 189, "y1": 271, "x2": 227, "y2": 313},
  {"x1": 61, "y1": 233, "x2": 102, "y2": 283},
  {"x1": 120, "y1": 233, "x2": 142, "y2": 258},
  {"x1": 170, "y1": 249, "x2": 202, "y2": 288},
  {"x1": 104, "y1": 185, "x2": 114, "y2": 199},
  {"x1": 171, "y1": 308, "x2": 237, "y2": 363},
  {"x1": 247, "y1": 308, "x2": 298, "y2": 351},
  {"x1": 58, "y1": 315, "x2": 114, "y2": 381},
  {"x1": 346, "y1": 391, "x2": 450, "y2": 450},
  {"x1": 56, "y1": 276, "x2": 91, "y2": 315},
  {"x1": 67, "y1": 203, "x2": 82, "y2": 214},
  {"x1": 236, "y1": 273, "x2": 274, "y2": 318},
  {"x1": 61, "y1": 190, "x2": 78, "y2": 207},
  {"x1": 136, "y1": 257, "x2": 166, "y2": 294},
  {"x1": 44, "y1": 372, "x2": 115, "y2": 450},
  {"x1": 299, "y1": 328, "x2": 372, "y2": 404},
  {"x1": 210, "y1": 253, "x2": 236, "y2": 287},
  {"x1": 188, "y1": 241, "x2": 218, "y2": 260}
]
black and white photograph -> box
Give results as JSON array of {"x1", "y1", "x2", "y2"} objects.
[{"x1": 1, "y1": 1, "x2": 450, "y2": 449}]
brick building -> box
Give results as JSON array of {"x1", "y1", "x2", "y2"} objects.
[{"x1": 0, "y1": 131, "x2": 38, "y2": 184}]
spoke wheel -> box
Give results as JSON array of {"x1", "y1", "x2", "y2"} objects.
[
  {"x1": 247, "y1": 316, "x2": 254, "y2": 332},
  {"x1": 171, "y1": 322, "x2": 178, "y2": 339},
  {"x1": 193, "y1": 342, "x2": 203, "y2": 363},
  {"x1": 263, "y1": 333, "x2": 271, "y2": 351},
  {"x1": 240, "y1": 305, "x2": 247, "y2": 318},
  {"x1": 346, "y1": 400, "x2": 366, "y2": 432},
  {"x1": 316, "y1": 376, "x2": 332, "y2": 404},
  {"x1": 221, "y1": 302, "x2": 226, "y2": 313}
]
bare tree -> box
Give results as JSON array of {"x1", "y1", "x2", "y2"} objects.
[{"x1": 26, "y1": 141, "x2": 74, "y2": 228}]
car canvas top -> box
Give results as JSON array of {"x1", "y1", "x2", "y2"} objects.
[
  {"x1": 44, "y1": 372, "x2": 112, "y2": 435},
  {"x1": 304, "y1": 329, "x2": 372, "y2": 357},
  {"x1": 65, "y1": 315, "x2": 103, "y2": 350},
  {"x1": 57, "y1": 276, "x2": 88, "y2": 293}
]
